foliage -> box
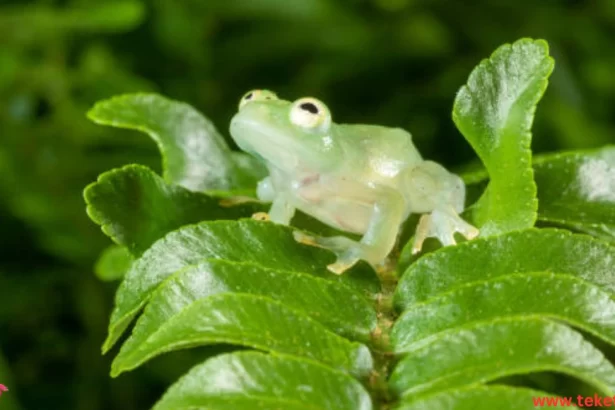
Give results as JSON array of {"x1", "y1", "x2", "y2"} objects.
[
  {"x1": 2, "y1": 1, "x2": 615, "y2": 409},
  {"x1": 80, "y1": 38, "x2": 615, "y2": 409}
]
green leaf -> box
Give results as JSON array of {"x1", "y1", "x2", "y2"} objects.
[
  {"x1": 118, "y1": 259, "x2": 376, "y2": 368},
  {"x1": 94, "y1": 245, "x2": 133, "y2": 281},
  {"x1": 460, "y1": 146, "x2": 615, "y2": 243},
  {"x1": 533, "y1": 146, "x2": 615, "y2": 242},
  {"x1": 103, "y1": 220, "x2": 379, "y2": 352},
  {"x1": 152, "y1": 351, "x2": 372, "y2": 410},
  {"x1": 395, "y1": 228, "x2": 615, "y2": 309},
  {"x1": 453, "y1": 38, "x2": 554, "y2": 235},
  {"x1": 393, "y1": 272, "x2": 615, "y2": 352},
  {"x1": 0, "y1": 1, "x2": 145, "y2": 39},
  {"x1": 111, "y1": 293, "x2": 372, "y2": 377},
  {"x1": 201, "y1": 0, "x2": 339, "y2": 21},
  {"x1": 389, "y1": 317, "x2": 615, "y2": 399},
  {"x1": 60, "y1": 1, "x2": 146, "y2": 32},
  {"x1": 84, "y1": 164, "x2": 261, "y2": 256},
  {"x1": 395, "y1": 386, "x2": 559, "y2": 410},
  {"x1": 87, "y1": 93, "x2": 265, "y2": 192}
]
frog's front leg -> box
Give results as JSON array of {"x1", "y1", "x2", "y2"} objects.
[
  {"x1": 411, "y1": 206, "x2": 479, "y2": 254},
  {"x1": 262, "y1": 194, "x2": 294, "y2": 224},
  {"x1": 252, "y1": 195, "x2": 296, "y2": 223},
  {"x1": 250, "y1": 177, "x2": 297, "y2": 224},
  {"x1": 295, "y1": 184, "x2": 406, "y2": 274},
  {"x1": 404, "y1": 161, "x2": 479, "y2": 254}
]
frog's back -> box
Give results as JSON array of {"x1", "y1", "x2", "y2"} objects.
[{"x1": 335, "y1": 124, "x2": 423, "y2": 176}]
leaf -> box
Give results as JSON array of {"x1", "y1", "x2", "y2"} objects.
[
  {"x1": 393, "y1": 272, "x2": 615, "y2": 352},
  {"x1": 0, "y1": 1, "x2": 145, "y2": 40},
  {"x1": 118, "y1": 259, "x2": 376, "y2": 367},
  {"x1": 201, "y1": 0, "x2": 340, "y2": 21},
  {"x1": 103, "y1": 220, "x2": 379, "y2": 352},
  {"x1": 84, "y1": 164, "x2": 261, "y2": 256},
  {"x1": 389, "y1": 317, "x2": 615, "y2": 399},
  {"x1": 152, "y1": 351, "x2": 372, "y2": 410},
  {"x1": 460, "y1": 146, "x2": 615, "y2": 243},
  {"x1": 94, "y1": 245, "x2": 133, "y2": 281},
  {"x1": 533, "y1": 146, "x2": 615, "y2": 242},
  {"x1": 452, "y1": 38, "x2": 554, "y2": 235},
  {"x1": 395, "y1": 386, "x2": 559, "y2": 410},
  {"x1": 395, "y1": 228, "x2": 615, "y2": 309},
  {"x1": 60, "y1": 1, "x2": 146, "y2": 32},
  {"x1": 87, "y1": 93, "x2": 265, "y2": 192},
  {"x1": 110, "y1": 293, "x2": 373, "y2": 377}
]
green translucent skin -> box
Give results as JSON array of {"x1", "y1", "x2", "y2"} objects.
[{"x1": 229, "y1": 90, "x2": 478, "y2": 273}]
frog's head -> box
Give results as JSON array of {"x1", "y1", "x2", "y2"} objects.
[{"x1": 230, "y1": 90, "x2": 339, "y2": 172}]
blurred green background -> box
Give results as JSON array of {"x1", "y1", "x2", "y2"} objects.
[{"x1": 0, "y1": 0, "x2": 613, "y2": 409}]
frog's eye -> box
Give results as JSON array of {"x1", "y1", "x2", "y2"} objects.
[
  {"x1": 289, "y1": 97, "x2": 331, "y2": 131},
  {"x1": 239, "y1": 89, "x2": 278, "y2": 109}
]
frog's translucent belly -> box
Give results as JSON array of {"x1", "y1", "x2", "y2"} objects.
[
  {"x1": 277, "y1": 165, "x2": 413, "y2": 234},
  {"x1": 293, "y1": 195, "x2": 373, "y2": 234}
]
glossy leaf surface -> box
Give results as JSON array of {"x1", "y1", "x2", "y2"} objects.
[
  {"x1": 390, "y1": 318, "x2": 615, "y2": 398},
  {"x1": 153, "y1": 352, "x2": 372, "y2": 410},
  {"x1": 84, "y1": 165, "x2": 260, "y2": 256},
  {"x1": 104, "y1": 220, "x2": 379, "y2": 352},
  {"x1": 111, "y1": 293, "x2": 372, "y2": 378},
  {"x1": 393, "y1": 272, "x2": 615, "y2": 352},
  {"x1": 117, "y1": 259, "x2": 377, "y2": 367},
  {"x1": 533, "y1": 146, "x2": 615, "y2": 242},
  {"x1": 395, "y1": 386, "x2": 559, "y2": 410},
  {"x1": 395, "y1": 228, "x2": 615, "y2": 309},
  {"x1": 87, "y1": 93, "x2": 264, "y2": 192},
  {"x1": 453, "y1": 38, "x2": 554, "y2": 235}
]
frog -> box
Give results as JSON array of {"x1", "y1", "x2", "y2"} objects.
[{"x1": 228, "y1": 89, "x2": 479, "y2": 274}]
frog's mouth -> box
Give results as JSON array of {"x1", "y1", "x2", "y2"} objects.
[{"x1": 230, "y1": 117, "x2": 302, "y2": 170}]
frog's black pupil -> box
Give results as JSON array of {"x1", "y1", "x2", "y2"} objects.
[
  {"x1": 300, "y1": 102, "x2": 319, "y2": 114},
  {"x1": 245, "y1": 92, "x2": 253, "y2": 100}
]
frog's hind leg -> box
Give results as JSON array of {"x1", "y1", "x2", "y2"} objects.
[
  {"x1": 293, "y1": 231, "x2": 360, "y2": 274},
  {"x1": 411, "y1": 206, "x2": 479, "y2": 254},
  {"x1": 293, "y1": 183, "x2": 407, "y2": 275}
]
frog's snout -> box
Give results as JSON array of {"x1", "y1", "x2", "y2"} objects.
[
  {"x1": 235, "y1": 100, "x2": 270, "y2": 119},
  {"x1": 229, "y1": 116, "x2": 251, "y2": 146}
]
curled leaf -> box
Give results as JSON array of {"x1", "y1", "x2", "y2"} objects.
[
  {"x1": 87, "y1": 93, "x2": 265, "y2": 192},
  {"x1": 453, "y1": 38, "x2": 554, "y2": 235}
]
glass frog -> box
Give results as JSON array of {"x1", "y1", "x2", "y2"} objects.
[{"x1": 229, "y1": 90, "x2": 479, "y2": 274}]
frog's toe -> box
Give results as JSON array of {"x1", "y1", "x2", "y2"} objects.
[
  {"x1": 411, "y1": 214, "x2": 431, "y2": 254},
  {"x1": 436, "y1": 231, "x2": 457, "y2": 247},
  {"x1": 293, "y1": 231, "x2": 317, "y2": 246},
  {"x1": 293, "y1": 231, "x2": 364, "y2": 274},
  {"x1": 447, "y1": 212, "x2": 480, "y2": 240},
  {"x1": 411, "y1": 208, "x2": 479, "y2": 254},
  {"x1": 327, "y1": 260, "x2": 353, "y2": 275},
  {"x1": 327, "y1": 249, "x2": 362, "y2": 275},
  {"x1": 252, "y1": 212, "x2": 270, "y2": 221},
  {"x1": 461, "y1": 224, "x2": 480, "y2": 240},
  {"x1": 293, "y1": 231, "x2": 356, "y2": 251}
]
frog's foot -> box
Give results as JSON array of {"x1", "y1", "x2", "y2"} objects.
[
  {"x1": 293, "y1": 231, "x2": 364, "y2": 275},
  {"x1": 219, "y1": 196, "x2": 260, "y2": 207},
  {"x1": 411, "y1": 208, "x2": 479, "y2": 254},
  {"x1": 252, "y1": 212, "x2": 270, "y2": 221}
]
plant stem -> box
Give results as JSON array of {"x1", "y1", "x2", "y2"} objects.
[{"x1": 369, "y1": 263, "x2": 399, "y2": 409}]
